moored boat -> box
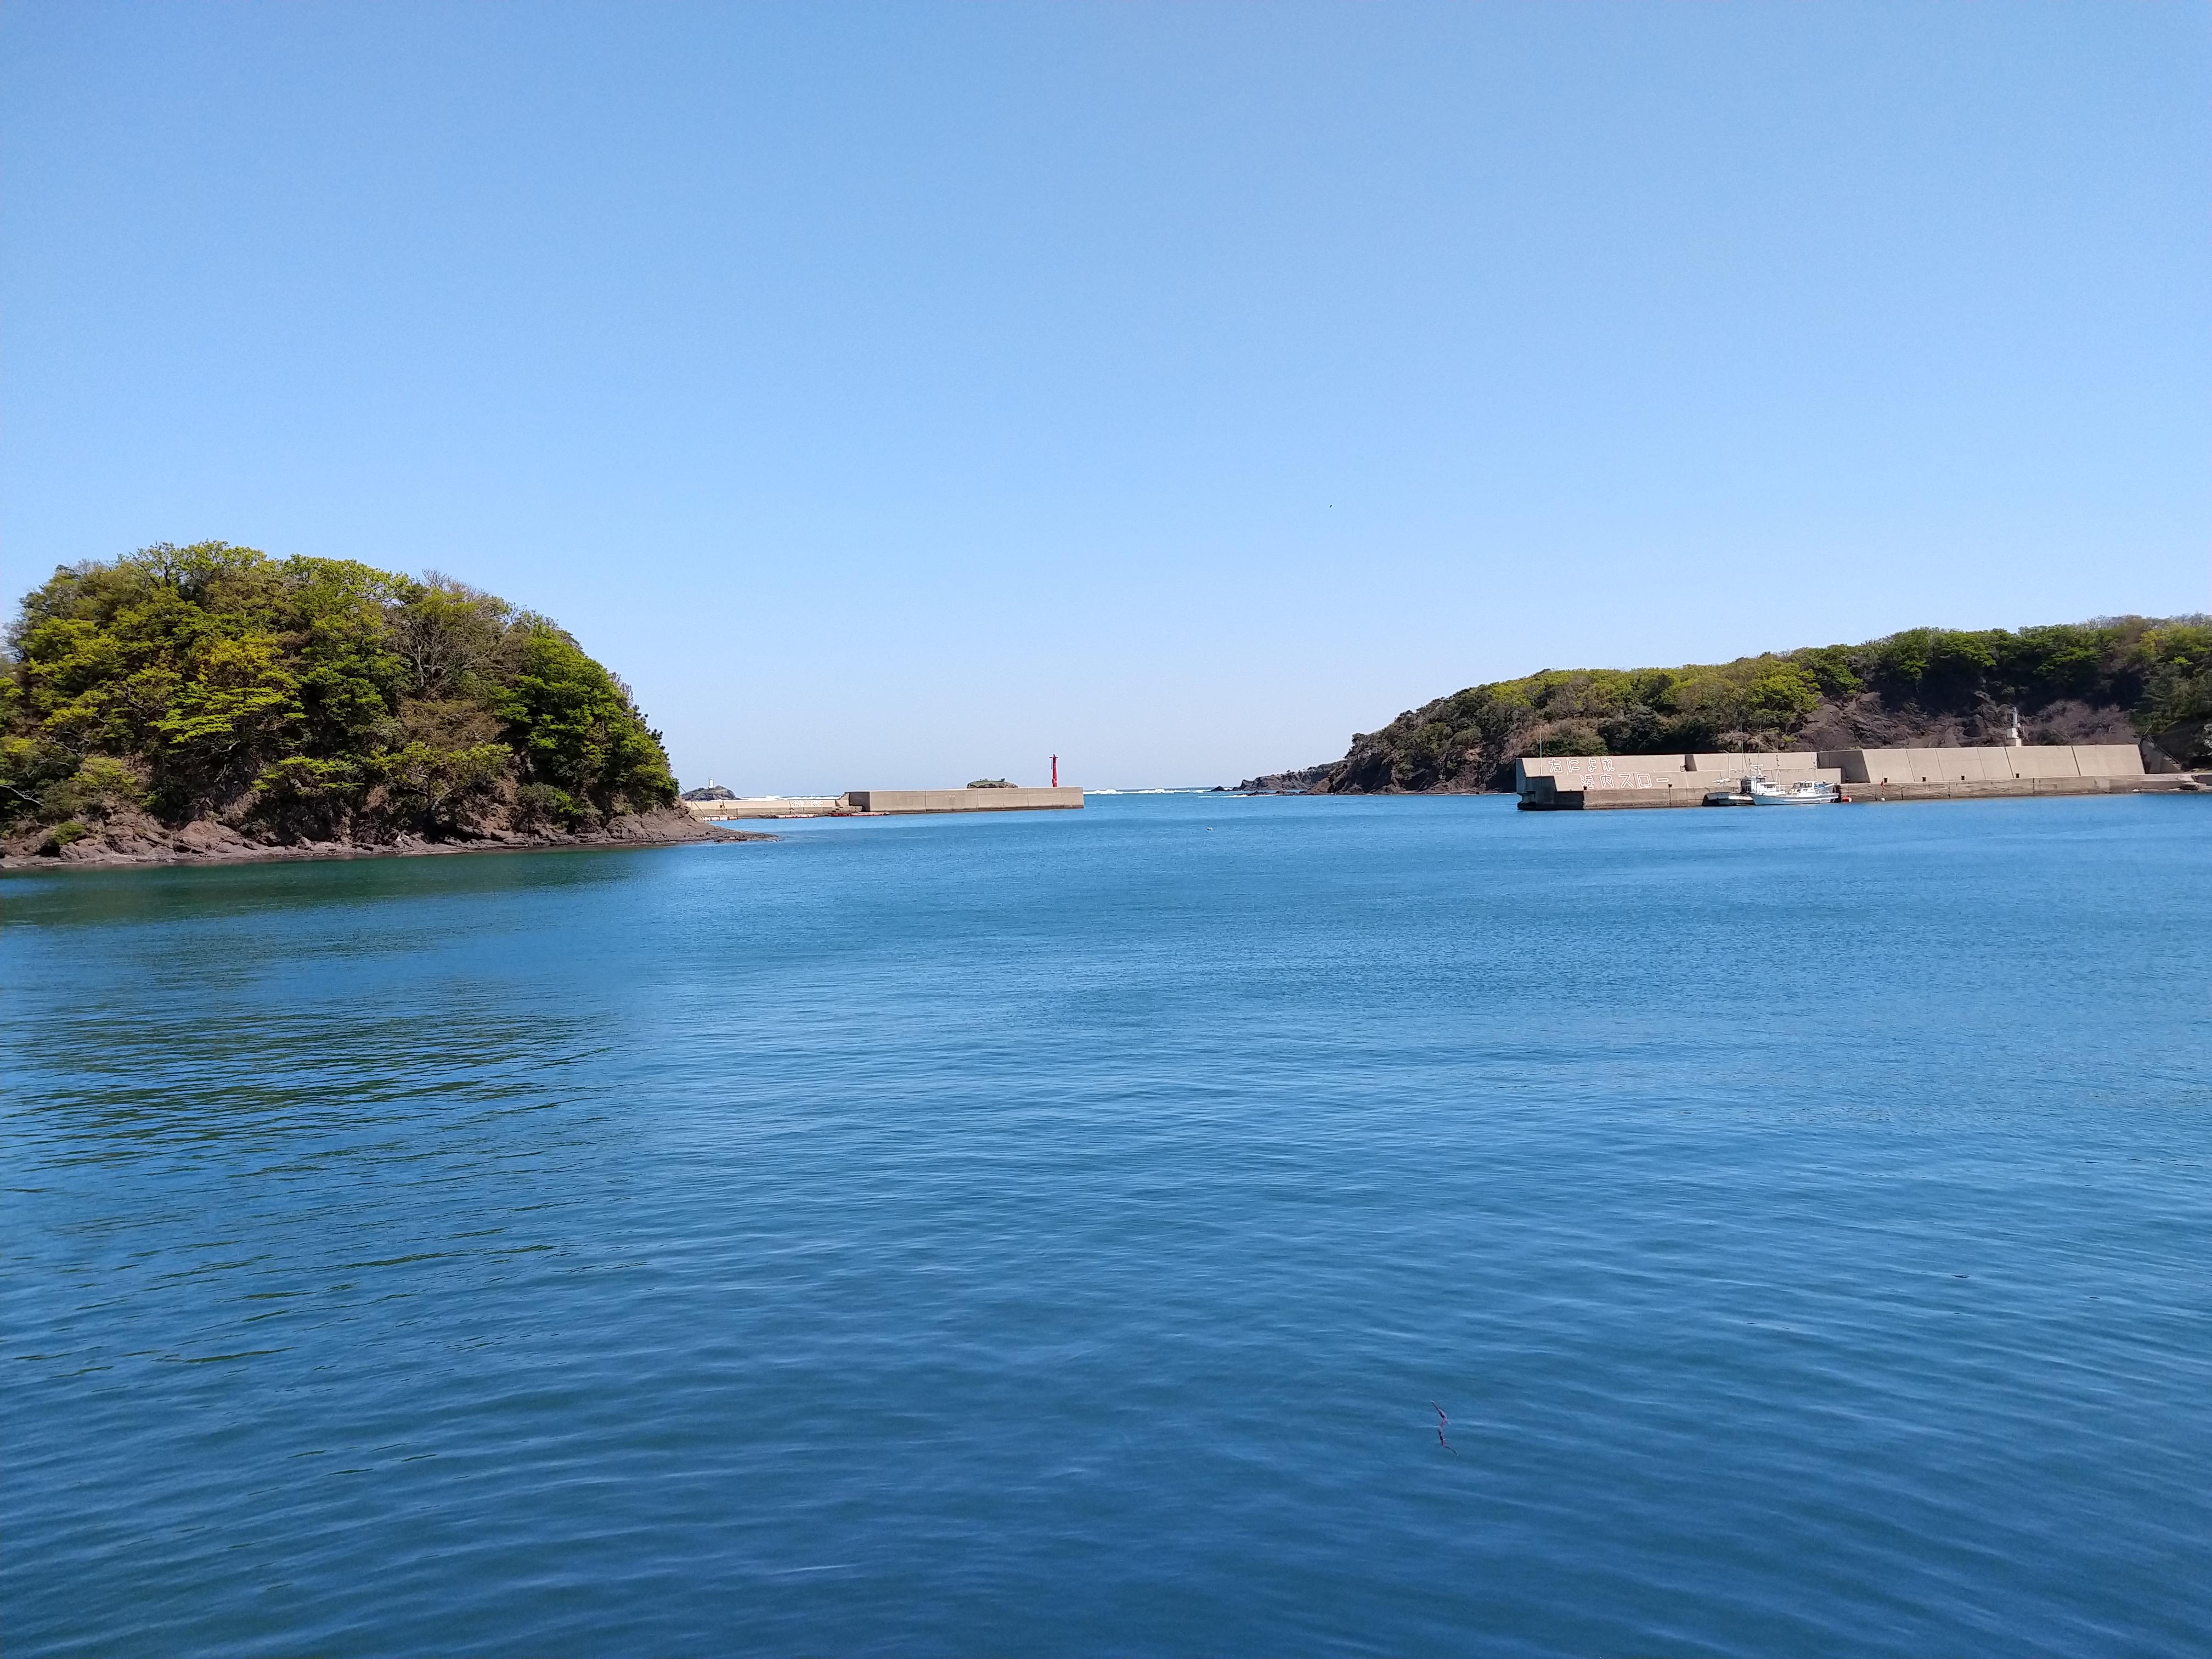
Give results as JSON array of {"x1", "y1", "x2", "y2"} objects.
[{"x1": 1746, "y1": 774, "x2": 1839, "y2": 804}]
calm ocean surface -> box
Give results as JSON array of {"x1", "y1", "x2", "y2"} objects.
[{"x1": 5, "y1": 792, "x2": 2209, "y2": 1657}]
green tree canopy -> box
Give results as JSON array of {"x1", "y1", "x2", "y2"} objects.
[{"x1": 2, "y1": 542, "x2": 679, "y2": 843}]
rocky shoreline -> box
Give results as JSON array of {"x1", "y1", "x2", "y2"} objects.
[{"x1": 0, "y1": 804, "x2": 772, "y2": 872}]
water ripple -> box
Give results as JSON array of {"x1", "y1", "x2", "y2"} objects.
[{"x1": 5, "y1": 796, "x2": 2209, "y2": 1657}]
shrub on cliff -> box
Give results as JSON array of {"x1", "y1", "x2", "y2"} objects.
[{"x1": 1, "y1": 541, "x2": 679, "y2": 844}]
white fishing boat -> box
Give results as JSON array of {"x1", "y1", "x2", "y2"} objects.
[{"x1": 1746, "y1": 774, "x2": 1839, "y2": 805}]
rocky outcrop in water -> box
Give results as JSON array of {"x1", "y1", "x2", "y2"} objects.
[{"x1": 2, "y1": 541, "x2": 772, "y2": 867}]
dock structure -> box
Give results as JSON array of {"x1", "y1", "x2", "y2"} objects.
[
  {"x1": 682, "y1": 795, "x2": 846, "y2": 820},
  {"x1": 685, "y1": 786, "x2": 1084, "y2": 821},
  {"x1": 842, "y1": 788, "x2": 1082, "y2": 814},
  {"x1": 1517, "y1": 745, "x2": 2203, "y2": 810}
]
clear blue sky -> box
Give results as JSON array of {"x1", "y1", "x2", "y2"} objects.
[{"x1": 4, "y1": 2, "x2": 2207, "y2": 789}]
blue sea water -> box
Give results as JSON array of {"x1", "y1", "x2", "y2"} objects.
[{"x1": 4, "y1": 792, "x2": 2209, "y2": 1657}]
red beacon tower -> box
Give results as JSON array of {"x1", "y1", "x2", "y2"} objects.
[{"x1": 1050, "y1": 754, "x2": 1058, "y2": 788}]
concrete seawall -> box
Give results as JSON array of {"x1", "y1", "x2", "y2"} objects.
[
  {"x1": 683, "y1": 797, "x2": 846, "y2": 820},
  {"x1": 685, "y1": 787, "x2": 1084, "y2": 820},
  {"x1": 1530, "y1": 774, "x2": 2202, "y2": 810},
  {"x1": 844, "y1": 788, "x2": 1084, "y2": 814},
  {"x1": 1518, "y1": 745, "x2": 2205, "y2": 810}
]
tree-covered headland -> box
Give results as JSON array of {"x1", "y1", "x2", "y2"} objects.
[
  {"x1": 1255, "y1": 617, "x2": 2212, "y2": 793},
  {"x1": 2, "y1": 542, "x2": 686, "y2": 857}
]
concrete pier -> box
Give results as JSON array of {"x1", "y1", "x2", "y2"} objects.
[
  {"x1": 1516, "y1": 746, "x2": 2203, "y2": 810},
  {"x1": 682, "y1": 795, "x2": 846, "y2": 820},
  {"x1": 843, "y1": 787, "x2": 1083, "y2": 814},
  {"x1": 685, "y1": 787, "x2": 1084, "y2": 820}
]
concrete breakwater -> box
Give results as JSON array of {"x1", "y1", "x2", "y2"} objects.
[
  {"x1": 685, "y1": 787, "x2": 1084, "y2": 821},
  {"x1": 1516, "y1": 746, "x2": 2204, "y2": 810}
]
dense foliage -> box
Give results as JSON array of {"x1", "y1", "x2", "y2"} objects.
[
  {"x1": 1303, "y1": 617, "x2": 2212, "y2": 793},
  {"x1": 2, "y1": 543, "x2": 679, "y2": 846}
]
